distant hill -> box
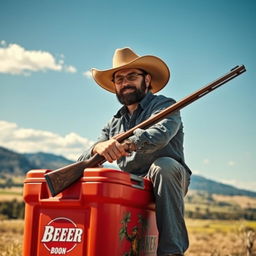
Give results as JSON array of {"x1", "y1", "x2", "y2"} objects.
[
  {"x1": 190, "y1": 175, "x2": 256, "y2": 197},
  {"x1": 24, "y1": 152, "x2": 73, "y2": 170},
  {"x1": 0, "y1": 146, "x2": 255, "y2": 197},
  {"x1": 0, "y1": 146, "x2": 73, "y2": 176},
  {"x1": 0, "y1": 147, "x2": 34, "y2": 175}
]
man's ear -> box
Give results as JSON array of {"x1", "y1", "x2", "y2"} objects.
[{"x1": 145, "y1": 74, "x2": 151, "y2": 87}]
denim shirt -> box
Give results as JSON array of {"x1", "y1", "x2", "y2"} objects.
[{"x1": 78, "y1": 92, "x2": 191, "y2": 176}]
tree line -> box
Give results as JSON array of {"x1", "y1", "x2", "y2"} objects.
[
  {"x1": 0, "y1": 199, "x2": 24, "y2": 219},
  {"x1": 185, "y1": 207, "x2": 256, "y2": 220},
  {"x1": 1, "y1": 199, "x2": 256, "y2": 220}
]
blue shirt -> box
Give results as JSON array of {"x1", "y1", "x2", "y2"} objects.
[{"x1": 78, "y1": 92, "x2": 191, "y2": 176}]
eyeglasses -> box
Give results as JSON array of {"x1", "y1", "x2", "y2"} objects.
[{"x1": 112, "y1": 72, "x2": 145, "y2": 85}]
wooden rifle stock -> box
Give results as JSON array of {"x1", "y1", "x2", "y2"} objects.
[{"x1": 45, "y1": 65, "x2": 246, "y2": 196}]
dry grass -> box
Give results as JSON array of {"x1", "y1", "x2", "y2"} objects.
[
  {"x1": 0, "y1": 219, "x2": 23, "y2": 256},
  {"x1": 0, "y1": 219, "x2": 255, "y2": 256},
  {"x1": 185, "y1": 219, "x2": 256, "y2": 256},
  {"x1": 0, "y1": 187, "x2": 23, "y2": 201}
]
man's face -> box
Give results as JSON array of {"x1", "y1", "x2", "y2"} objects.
[{"x1": 113, "y1": 68, "x2": 151, "y2": 106}]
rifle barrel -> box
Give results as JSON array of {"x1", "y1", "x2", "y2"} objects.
[{"x1": 44, "y1": 65, "x2": 246, "y2": 196}]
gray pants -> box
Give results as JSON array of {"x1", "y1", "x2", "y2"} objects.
[{"x1": 145, "y1": 157, "x2": 190, "y2": 256}]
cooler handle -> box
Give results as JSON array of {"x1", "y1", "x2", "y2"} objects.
[{"x1": 130, "y1": 174, "x2": 145, "y2": 190}]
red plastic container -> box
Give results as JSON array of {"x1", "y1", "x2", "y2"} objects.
[{"x1": 23, "y1": 168, "x2": 158, "y2": 256}]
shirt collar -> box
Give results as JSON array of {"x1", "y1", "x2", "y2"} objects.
[
  {"x1": 114, "y1": 92, "x2": 154, "y2": 118},
  {"x1": 139, "y1": 92, "x2": 154, "y2": 109}
]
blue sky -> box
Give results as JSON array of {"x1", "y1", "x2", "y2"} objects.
[{"x1": 0, "y1": 0, "x2": 255, "y2": 191}]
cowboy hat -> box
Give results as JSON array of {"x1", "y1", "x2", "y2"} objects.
[{"x1": 91, "y1": 47, "x2": 170, "y2": 93}]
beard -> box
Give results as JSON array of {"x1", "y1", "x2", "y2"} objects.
[{"x1": 116, "y1": 80, "x2": 147, "y2": 106}]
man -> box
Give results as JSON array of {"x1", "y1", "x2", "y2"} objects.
[{"x1": 78, "y1": 47, "x2": 191, "y2": 256}]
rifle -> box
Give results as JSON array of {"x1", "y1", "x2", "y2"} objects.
[{"x1": 45, "y1": 65, "x2": 246, "y2": 196}]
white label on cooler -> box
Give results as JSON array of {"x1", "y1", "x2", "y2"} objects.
[{"x1": 41, "y1": 217, "x2": 84, "y2": 254}]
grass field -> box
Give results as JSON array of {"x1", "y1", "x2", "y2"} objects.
[
  {"x1": 0, "y1": 219, "x2": 23, "y2": 256},
  {"x1": 0, "y1": 187, "x2": 23, "y2": 201},
  {"x1": 186, "y1": 219, "x2": 256, "y2": 256},
  {"x1": 0, "y1": 219, "x2": 255, "y2": 256}
]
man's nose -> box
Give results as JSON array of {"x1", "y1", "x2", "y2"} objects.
[{"x1": 121, "y1": 76, "x2": 130, "y2": 85}]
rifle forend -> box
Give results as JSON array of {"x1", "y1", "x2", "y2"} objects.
[{"x1": 45, "y1": 65, "x2": 246, "y2": 196}]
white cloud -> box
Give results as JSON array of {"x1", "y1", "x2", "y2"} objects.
[
  {"x1": 0, "y1": 42, "x2": 77, "y2": 75},
  {"x1": 0, "y1": 120, "x2": 94, "y2": 161},
  {"x1": 1, "y1": 40, "x2": 7, "y2": 46},
  {"x1": 83, "y1": 70, "x2": 92, "y2": 78},
  {"x1": 190, "y1": 169, "x2": 202, "y2": 175},
  {"x1": 203, "y1": 158, "x2": 210, "y2": 164},
  {"x1": 227, "y1": 161, "x2": 236, "y2": 166},
  {"x1": 59, "y1": 59, "x2": 65, "y2": 65},
  {"x1": 65, "y1": 65, "x2": 77, "y2": 73}
]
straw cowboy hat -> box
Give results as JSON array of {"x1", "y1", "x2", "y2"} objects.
[{"x1": 91, "y1": 47, "x2": 170, "y2": 94}]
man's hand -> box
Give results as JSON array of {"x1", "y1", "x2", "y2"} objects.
[{"x1": 93, "y1": 139, "x2": 134, "y2": 163}]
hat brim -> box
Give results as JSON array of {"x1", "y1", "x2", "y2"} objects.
[{"x1": 91, "y1": 55, "x2": 170, "y2": 94}]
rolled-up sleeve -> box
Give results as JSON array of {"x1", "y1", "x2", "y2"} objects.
[{"x1": 77, "y1": 123, "x2": 110, "y2": 161}]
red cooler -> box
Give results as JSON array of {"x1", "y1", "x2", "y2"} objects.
[{"x1": 23, "y1": 168, "x2": 158, "y2": 256}]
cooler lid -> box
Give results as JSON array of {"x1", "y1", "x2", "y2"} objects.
[{"x1": 24, "y1": 168, "x2": 152, "y2": 191}]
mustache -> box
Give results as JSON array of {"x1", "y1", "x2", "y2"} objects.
[{"x1": 120, "y1": 85, "x2": 137, "y2": 94}]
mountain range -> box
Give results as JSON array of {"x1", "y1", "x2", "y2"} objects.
[
  {"x1": 0, "y1": 146, "x2": 72, "y2": 175},
  {"x1": 0, "y1": 146, "x2": 255, "y2": 197}
]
